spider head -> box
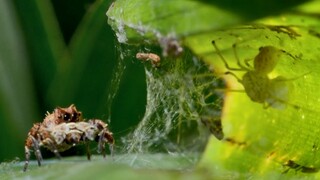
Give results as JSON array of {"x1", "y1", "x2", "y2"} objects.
[{"x1": 55, "y1": 104, "x2": 83, "y2": 123}]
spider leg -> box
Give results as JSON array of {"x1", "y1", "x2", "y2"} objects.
[
  {"x1": 43, "y1": 138, "x2": 61, "y2": 159},
  {"x1": 265, "y1": 94, "x2": 301, "y2": 110},
  {"x1": 232, "y1": 44, "x2": 251, "y2": 71},
  {"x1": 273, "y1": 71, "x2": 311, "y2": 82},
  {"x1": 104, "y1": 130, "x2": 115, "y2": 158},
  {"x1": 212, "y1": 41, "x2": 247, "y2": 71},
  {"x1": 52, "y1": 149, "x2": 62, "y2": 160},
  {"x1": 86, "y1": 142, "x2": 91, "y2": 160},
  {"x1": 23, "y1": 145, "x2": 31, "y2": 172},
  {"x1": 98, "y1": 131, "x2": 106, "y2": 158},
  {"x1": 263, "y1": 102, "x2": 272, "y2": 109},
  {"x1": 30, "y1": 136, "x2": 43, "y2": 166},
  {"x1": 109, "y1": 144, "x2": 114, "y2": 159},
  {"x1": 225, "y1": 71, "x2": 243, "y2": 83},
  {"x1": 201, "y1": 117, "x2": 224, "y2": 140},
  {"x1": 244, "y1": 58, "x2": 253, "y2": 68}
]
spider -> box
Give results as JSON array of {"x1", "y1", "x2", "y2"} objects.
[
  {"x1": 201, "y1": 117, "x2": 224, "y2": 140},
  {"x1": 23, "y1": 105, "x2": 114, "y2": 172},
  {"x1": 48, "y1": 119, "x2": 114, "y2": 159},
  {"x1": 23, "y1": 105, "x2": 82, "y2": 170},
  {"x1": 136, "y1": 52, "x2": 161, "y2": 67},
  {"x1": 282, "y1": 160, "x2": 318, "y2": 173},
  {"x1": 212, "y1": 40, "x2": 302, "y2": 109}
]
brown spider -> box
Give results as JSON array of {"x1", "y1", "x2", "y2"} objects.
[
  {"x1": 23, "y1": 105, "x2": 114, "y2": 172},
  {"x1": 136, "y1": 52, "x2": 161, "y2": 67},
  {"x1": 49, "y1": 119, "x2": 115, "y2": 158}
]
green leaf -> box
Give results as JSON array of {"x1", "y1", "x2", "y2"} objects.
[
  {"x1": 107, "y1": 0, "x2": 307, "y2": 44},
  {"x1": 1, "y1": 155, "x2": 205, "y2": 179},
  {"x1": 185, "y1": 1, "x2": 320, "y2": 178},
  {"x1": 107, "y1": 0, "x2": 238, "y2": 43},
  {"x1": 107, "y1": 0, "x2": 320, "y2": 178}
]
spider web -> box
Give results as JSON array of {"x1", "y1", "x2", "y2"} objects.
[{"x1": 114, "y1": 46, "x2": 224, "y2": 165}]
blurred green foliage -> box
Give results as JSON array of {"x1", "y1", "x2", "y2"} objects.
[{"x1": 0, "y1": 0, "x2": 146, "y2": 162}]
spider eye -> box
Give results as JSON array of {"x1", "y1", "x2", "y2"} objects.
[
  {"x1": 63, "y1": 113, "x2": 71, "y2": 121},
  {"x1": 72, "y1": 113, "x2": 78, "y2": 121}
]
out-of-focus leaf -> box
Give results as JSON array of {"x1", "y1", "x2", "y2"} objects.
[
  {"x1": 107, "y1": 0, "x2": 307, "y2": 44},
  {"x1": 14, "y1": 0, "x2": 66, "y2": 107},
  {"x1": 47, "y1": 0, "x2": 115, "y2": 113},
  {"x1": 0, "y1": 0, "x2": 39, "y2": 160}
]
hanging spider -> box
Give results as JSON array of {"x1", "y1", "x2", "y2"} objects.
[
  {"x1": 23, "y1": 105, "x2": 114, "y2": 172},
  {"x1": 212, "y1": 41, "x2": 305, "y2": 109},
  {"x1": 136, "y1": 52, "x2": 161, "y2": 67}
]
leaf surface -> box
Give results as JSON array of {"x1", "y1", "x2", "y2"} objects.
[{"x1": 107, "y1": 0, "x2": 320, "y2": 178}]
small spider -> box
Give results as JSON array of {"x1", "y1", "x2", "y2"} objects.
[
  {"x1": 158, "y1": 36, "x2": 183, "y2": 57},
  {"x1": 201, "y1": 117, "x2": 224, "y2": 140},
  {"x1": 136, "y1": 52, "x2": 161, "y2": 67},
  {"x1": 212, "y1": 41, "x2": 304, "y2": 109},
  {"x1": 23, "y1": 105, "x2": 114, "y2": 172},
  {"x1": 282, "y1": 160, "x2": 318, "y2": 173}
]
